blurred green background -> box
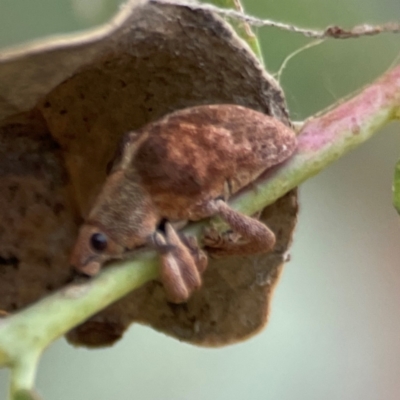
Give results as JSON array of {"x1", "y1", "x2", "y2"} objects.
[{"x1": 1, "y1": 0, "x2": 400, "y2": 399}]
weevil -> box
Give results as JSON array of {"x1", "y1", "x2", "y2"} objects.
[{"x1": 70, "y1": 104, "x2": 297, "y2": 303}]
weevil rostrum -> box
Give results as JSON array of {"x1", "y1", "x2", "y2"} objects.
[{"x1": 70, "y1": 104, "x2": 297, "y2": 303}]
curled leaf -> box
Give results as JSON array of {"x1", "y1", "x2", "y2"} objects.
[{"x1": 0, "y1": 0, "x2": 297, "y2": 347}]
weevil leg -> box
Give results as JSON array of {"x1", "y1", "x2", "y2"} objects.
[
  {"x1": 179, "y1": 234, "x2": 208, "y2": 275},
  {"x1": 152, "y1": 224, "x2": 206, "y2": 303},
  {"x1": 152, "y1": 231, "x2": 190, "y2": 303},
  {"x1": 203, "y1": 199, "x2": 276, "y2": 256}
]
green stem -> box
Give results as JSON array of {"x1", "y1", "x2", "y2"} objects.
[
  {"x1": 190, "y1": 65, "x2": 400, "y2": 234},
  {"x1": 0, "y1": 253, "x2": 158, "y2": 359},
  {"x1": 202, "y1": 0, "x2": 263, "y2": 61},
  {"x1": 0, "y1": 64, "x2": 399, "y2": 397},
  {"x1": 0, "y1": 253, "x2": 158, "y2": 398},
  {"x1": 9, "y1": 352, "x2": 40, "y2": 400},
  {"x1": 230, "y1": 66, "x2": 400, "y2": 215}
]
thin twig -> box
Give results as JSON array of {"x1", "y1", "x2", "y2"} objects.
[{"x1": 152, "y1": 0, "x2": 400, "y2": 39}]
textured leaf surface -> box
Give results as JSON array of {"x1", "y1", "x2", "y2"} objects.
[{"x1": 0, "y1": 0, "x2": 297, "y2": 347}]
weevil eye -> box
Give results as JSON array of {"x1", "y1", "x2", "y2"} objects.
[{"x1": 90, "y1": 232, "x2": 108, "y2": 252}]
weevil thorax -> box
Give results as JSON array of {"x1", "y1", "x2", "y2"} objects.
[{"x1": 70, "y1": 168, "x2": 160, "y2": 276}]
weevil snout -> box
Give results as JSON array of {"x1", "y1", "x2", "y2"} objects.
[{"x1": 71, "y1": 257, "x2": 102, "y2": 277}]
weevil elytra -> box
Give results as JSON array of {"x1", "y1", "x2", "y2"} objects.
[{"x1": 70, "y1": 104, "x2": 297, "y2": 303}]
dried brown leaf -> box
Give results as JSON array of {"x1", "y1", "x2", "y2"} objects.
[{"x1": 0, "y1": 0, "x2": 297, "y2": 347}]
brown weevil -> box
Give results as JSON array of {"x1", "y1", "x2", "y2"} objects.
[{"x1": 70, "y1": 104, "x2": 297, "y2": 303}]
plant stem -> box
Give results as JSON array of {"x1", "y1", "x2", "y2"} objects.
[
  {"x1": 9, "y1": 352, "x2": 40, "y2": 400},
  {"x1": 201, "y1": 0, "x2": 263, "y2": 61},
  {"x1": 1, "y1": 253, "x2": 158, "y2": 397},
  {"x1": 231, "y1": 65, "x2": 400, "y2": 216},
  {"x1": 0, "y1": 64, "x2": 399, "y2": 397},
  {"x1": 189, "y1": 65, "x2": 400, "y2": 235},
  {"x1": 0, "y1": 253, "x2": 158, "y2": 356}
]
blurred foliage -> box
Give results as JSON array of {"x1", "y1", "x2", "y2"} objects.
[
  {"x1": 394, "y1": 158, "x2": 400, "y2": 214},
  {"x1": 242, "y1": 0, "x2": 400, "y2": 118},
  {"x1": 0, "y1": 0, "x2": 122, "y2": 49}
]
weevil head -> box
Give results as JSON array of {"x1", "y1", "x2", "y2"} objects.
[
  {"x1": 70, "y1": 169, "x2": 160, "y2": 276},
  {"x1": 70, "y1": 223, "x2": 126, "y2": 276}
]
